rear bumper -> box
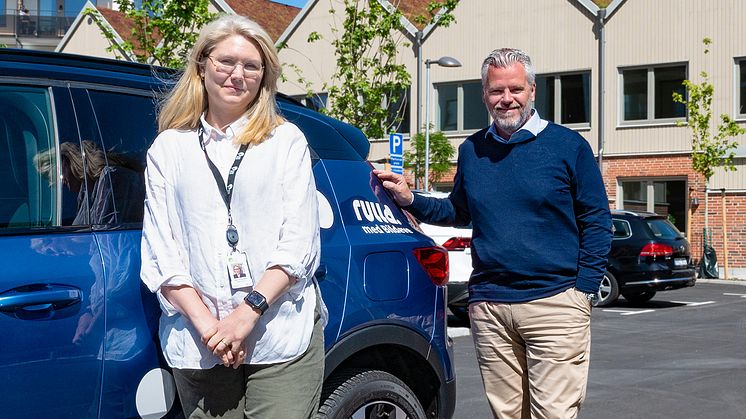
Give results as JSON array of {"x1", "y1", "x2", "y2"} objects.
[{"x1": 619, "y1": 270, "x2": 696, "y2": 293}]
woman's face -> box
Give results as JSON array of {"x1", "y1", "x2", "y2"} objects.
[{"x1": 201, "y1": 35, "x2": 265, "y2": 121}]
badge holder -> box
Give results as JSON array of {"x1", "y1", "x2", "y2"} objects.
[{"x1": 226, "y1": 219, "x2": 253, "y2": 289}]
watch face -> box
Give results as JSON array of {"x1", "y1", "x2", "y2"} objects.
[{"x1": 245, "y1": 291, "x2": 267, "y2": 313}]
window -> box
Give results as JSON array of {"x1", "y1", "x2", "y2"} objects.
[
  {"x1": 291, "y1": 93, "x2": 328, "y2": 112},
  {"x1": 738, "y1": 59, "x2": 746, "y2": 118},
  {"x1": 612, "y1": 219, "x2": 632, "y2": 239},
  {"x1": 75, "y1": 89, "x2": 155, "y2": 226},
  {"x1": 535, "y1": 72, "x2": 591, "y2": 126},
  {"x1": 435, "y1": 81, "x2": 489, "y2": 132},
  {"x1": 0, "y1": 86, "x2": 56, "y2": 229},
  {"x1": 621, "y1": 64, "x2": 686, "y2": 123},
  {"x1": 386, "y1": 87, "x2": 411, "y2": 134},
  {"x1": 619, "y1": 179, "x2": 686, "y2": 232}
]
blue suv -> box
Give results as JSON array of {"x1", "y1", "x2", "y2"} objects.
[{"x1": 0, "y1": 49, "x2": 455, "y2": 419}]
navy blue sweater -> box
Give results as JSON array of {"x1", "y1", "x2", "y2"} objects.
[{"x1": 409, "y1": 123, "x2": 612, "y2": 303}]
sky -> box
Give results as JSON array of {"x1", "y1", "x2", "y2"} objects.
[{"x1": 273, "y1": 0, "x2": 308, "y2": 8}]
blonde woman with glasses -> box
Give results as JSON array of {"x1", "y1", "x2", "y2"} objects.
[{"x1": 141, "y1": 14, "x2": 325, "y2": 419}]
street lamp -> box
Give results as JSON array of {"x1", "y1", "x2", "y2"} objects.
[{"x1": 424, "y1": 56, "x2": 461, "y2": 191}]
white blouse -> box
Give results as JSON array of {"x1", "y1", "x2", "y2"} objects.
[{"x1": 140, "y1": 115, "x2": 323, "y2": 369}]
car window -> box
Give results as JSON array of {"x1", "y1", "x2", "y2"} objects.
[
  {"x1": 646, "y1": 218, "x2": 682, "y2": 239},
  {"x1": 0, "y1": 86, "x2": 57, "y2": 229},
  {"x1": 71, "y1": 89, "x2": 153, "y2": 227},
  {"x1": 612, "y1": 219, "x2": 632, "y2": 239}
]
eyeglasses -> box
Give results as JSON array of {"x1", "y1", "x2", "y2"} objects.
[{"x1": 207, "y1": 56, "x2": 264, "y2": 78}]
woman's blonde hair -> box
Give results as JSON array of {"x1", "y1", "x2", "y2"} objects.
[{"x1": 157, "y1": 14, "x2": 284, "y2": 145}]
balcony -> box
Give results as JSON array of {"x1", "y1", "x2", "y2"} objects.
[{"x1": 0, "y1": 12, "x2": 76, "y2": 39}]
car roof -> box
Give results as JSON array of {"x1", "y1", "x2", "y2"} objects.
[
  {"x1": 611, "y1": 209, "x2": 664, "y2": 219},
  {"x1": 0, "y1": 48, "x2": 370, "y2": 160}
]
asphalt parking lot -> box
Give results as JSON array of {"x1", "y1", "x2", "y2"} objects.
[{"x1": 448, "y1": 281, "x2": 746, "y2": 419}]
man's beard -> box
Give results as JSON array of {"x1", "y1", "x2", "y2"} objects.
[{"x1": 493, "y1": 101, "x2": 533, "y2": 135}]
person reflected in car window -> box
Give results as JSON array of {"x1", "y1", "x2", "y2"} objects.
[
  {"x1": 140, "y1": 14, "x2": 325, "y2": 419},
  {"x1": 34, "y1": 140, "x2": 144, "y2": 225}
]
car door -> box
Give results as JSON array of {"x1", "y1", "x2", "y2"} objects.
[
  {"x1": 0, "y1": 84, "x2": 104, "y2": 418},
  {"x1": 76, "y1": 87, "x2": 178, "y2": 418}
]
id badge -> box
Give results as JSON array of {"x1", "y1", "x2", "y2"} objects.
[{"x1": 227, "y1": 252, "x2": 253, "y2": 289}]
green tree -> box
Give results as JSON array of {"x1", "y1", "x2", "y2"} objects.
[
  {"x1": 83, "y1": 0, "x2": 215, "y2": 68},
  {"x1": 672, "y1": 38, "x2": 745, "y2": 183},
  {"x1": 673, "y1": 38, "x2": 745, "y2": 240},
  {"x1": 302, "y1": 0, "x2": 457, "y2": 139},
  {"x1": 404, "y1": 129, "x2": 455, "y2": 188}
]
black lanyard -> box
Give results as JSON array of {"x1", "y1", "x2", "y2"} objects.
[{"x1": 198, "y1": 128, "x2": 249, "y2": 250}]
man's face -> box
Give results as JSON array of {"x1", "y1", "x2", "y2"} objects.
[
  {"x1": 233, "y1": 265, "x2": 242, "y2": 275},
  {"x1": 482, "y1": 63, "x2": 536, "y2": 137}
]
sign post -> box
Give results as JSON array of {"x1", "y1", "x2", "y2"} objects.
[{"x1": 389, "y1": 133, "x2": 403, "y2": 175}]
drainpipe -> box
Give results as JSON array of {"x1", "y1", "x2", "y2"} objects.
[
  {"x1": 597, "y1": 8, "x2": 606, "y2": 169},
  {"x1": 415, "y1": 30, "x2": 423, "y2": 189}
]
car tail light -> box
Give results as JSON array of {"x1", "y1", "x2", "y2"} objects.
[
  {"x1": 413, "y1": 246, "x2": 449, "y2": 286},
  {"x1": 442, "y1": 237, "x2": 471, "y2": 251},
  {"x1": 640, "y1": 243, "x2": 673, "y2": 257}
]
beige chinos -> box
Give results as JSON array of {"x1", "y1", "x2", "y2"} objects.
[{"x1": 469, "y1": 287, "x2": 592, "y2": 419}]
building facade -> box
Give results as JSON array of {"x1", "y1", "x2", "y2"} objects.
[{"x1": 277, "y1": 0, "x2": 746, "y2": 277}]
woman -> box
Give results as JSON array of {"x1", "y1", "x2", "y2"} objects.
[{"x1": 140, "y1": 15, "x2": 324, "y2": 419}]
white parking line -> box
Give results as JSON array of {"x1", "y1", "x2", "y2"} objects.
[
  {"x1": 723, "y1": 293, "x2": 746, "y2": 298},
  {"x1": 670, "y1": 301, "x2": 716, "y2": 306},
  {"x1": 602, "y1": 309, "x2": 656, "y2": 316}
]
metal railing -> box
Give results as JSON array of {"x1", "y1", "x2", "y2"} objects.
[{"x1": 0, "y1": 12, "x2": 76, "y2": 38}]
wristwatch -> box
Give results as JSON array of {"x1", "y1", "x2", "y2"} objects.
[
  {"x1": 585, "y1": 291, "x2": 599, "y2": 305},
  {"x1": 244, "y1": 290, "x2": 269, "y2": 315}
]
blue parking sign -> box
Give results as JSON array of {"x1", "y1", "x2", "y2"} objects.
[
  {"x1": 389, "y1": 133, "x2": 403, "y2": 156},
  {"x1": 389, "y1": 133, "x2": 404, "y2": 174}
]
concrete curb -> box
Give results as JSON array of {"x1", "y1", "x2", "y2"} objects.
[{"x1": 697, "y1": 278, "x2": 746, "y2": 285}]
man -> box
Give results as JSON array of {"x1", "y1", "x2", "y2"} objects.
[{"x1": 375, "y1": 48, "x2": 611, "y2": 418}]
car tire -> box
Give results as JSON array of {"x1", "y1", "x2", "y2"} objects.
[
  {"x1": 622, "y1": 290, "x2": 656, "y2": 305},
  {"x1": 317, "y1": 368, "x2": 426, "y2": 419},
  {"x1": 594, "y1": 271, "x2": 619, "y2": 307}
]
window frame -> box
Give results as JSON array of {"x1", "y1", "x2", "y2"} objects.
[
  {"x1": 735, "y1": 57, "x2": 746, "y2": 121},
  {"x1": 534, "y1": 70, "x2": 592, "y2": 130},
  {"x1": 434, "y1": 80, "x2": 490, "y2": 134},
  {"x1": 618, "y1": 62, "x2": 688, "y2": 128}
]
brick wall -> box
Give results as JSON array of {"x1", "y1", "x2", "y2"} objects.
[
  {"x1": 405, "y1": 154, "x2": 746, "y2": 269},
  {"x1": 604, "y1": 155, "x2": 745, "y2": 269}
]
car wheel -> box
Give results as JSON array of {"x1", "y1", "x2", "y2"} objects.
[
  {"x1": 594, "y1": 271, "x2": 619, "y2": 307},
  {"x1": 622, "y1": 290, "x2": 656, "y2": 305},
  {"x1": 317, "y1": 368, "x2": 426, "y2": 419}
]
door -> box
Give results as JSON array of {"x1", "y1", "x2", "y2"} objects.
[{"x1": 0, "y1": 85, "x2": 104, "y2": 417}]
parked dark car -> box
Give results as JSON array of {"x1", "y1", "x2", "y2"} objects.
[
  {"x1": 0, "y1": 49, "x2": 455, "y2": 418},
  {"x1": 595, "y1": 210, "x2": 696, "y2": 306}
]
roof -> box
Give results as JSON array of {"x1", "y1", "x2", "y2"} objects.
[
  {"x1": 96, "y1": 7, "x2": 162, "y2": 57},
  {"x1": 394, "y1": 0, "x2": 439, "y2": 31},
  {"x1": 222, "y1": 0, "x2": 302, "y2": 41}
]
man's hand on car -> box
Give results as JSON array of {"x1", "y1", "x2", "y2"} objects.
[{"x1": 373, "y1": 170, "x2": 414, "y2": 206}]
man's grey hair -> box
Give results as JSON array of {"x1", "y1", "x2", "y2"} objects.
[{"x1": 481, "y1": 48, "x2": 536, "y2": 86}]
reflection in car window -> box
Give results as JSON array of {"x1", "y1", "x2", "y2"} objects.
[
  {"x1": 646, "y1": 218, "x2": 681, "y2": 239},
  {"x1": 75, "y1": 90, "x2": 155, "y2": 226},
  {"x1": 0, "y1": 86, "x2": 56, "y2": 229},
  {"x1": 35, "y1": 141, "x2": 143, "y2": 225}
]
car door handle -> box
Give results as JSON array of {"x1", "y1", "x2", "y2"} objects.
[
  {"x1": 0, "y1": 285, "x2": 82, "y2": 312},
  {"x1": 314, "y1": 264, "x2": 327, "y2": 281}
]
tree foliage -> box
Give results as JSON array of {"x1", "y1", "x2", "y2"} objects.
[
  {"x1": 83, "y1": 0, "x2": 215, "y2": 68},
  {"x1": 303, "y1": 0, "x2": 457, "y2": 139},
  {"x1": 672, "y1": 38, "x2": 745, "y2": 182},
  {"x1": 404, "y1": 129, "x2": 455, "y2": 188}
]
